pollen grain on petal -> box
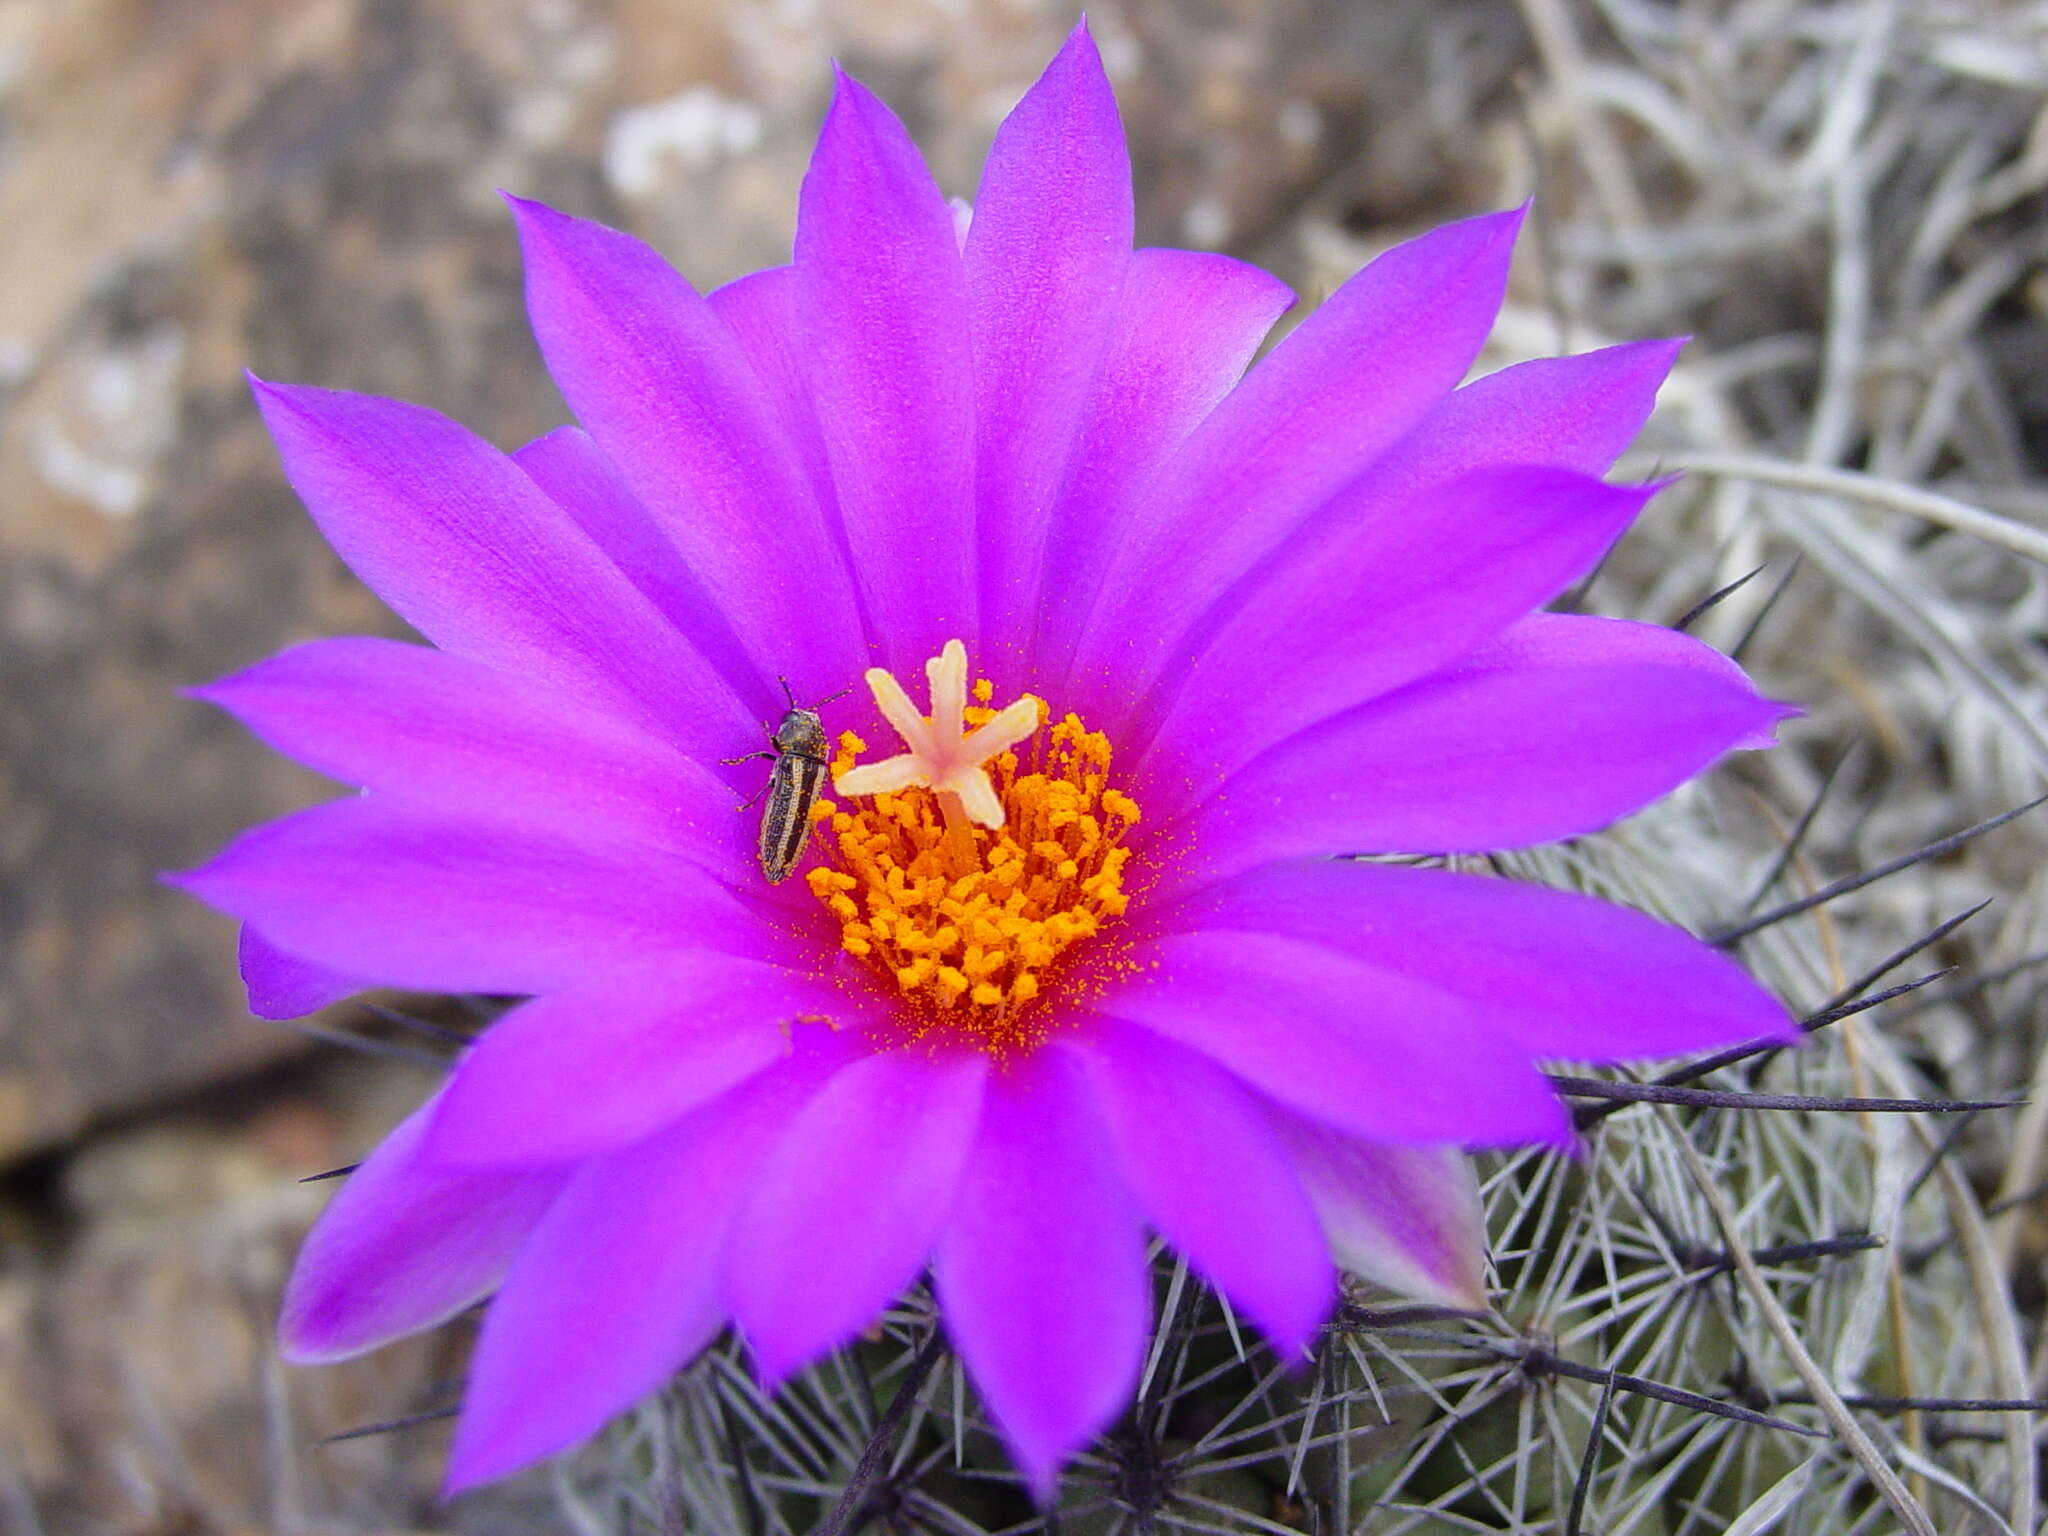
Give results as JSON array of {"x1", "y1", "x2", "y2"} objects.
[{"x1": 814, "y1": 644, "x2": 1139, "y2": 1054}]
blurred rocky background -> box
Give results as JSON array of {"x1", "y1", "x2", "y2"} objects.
[{"x1": 0, "y1": 0, "x2": 1529, "y2": 1528}]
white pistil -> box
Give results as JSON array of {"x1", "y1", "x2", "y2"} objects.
[{"x1": 833, "y1": 639, "x2": 1039, "y2": 830}]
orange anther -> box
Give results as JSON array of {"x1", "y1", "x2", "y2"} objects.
[{"x1": 806, "y1": 642, "x2": 1141, "y2": 1050}]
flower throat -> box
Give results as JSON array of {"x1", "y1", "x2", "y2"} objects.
[{"x1": 804, "y1": 643, "x2": 1140, "y2": 1052}]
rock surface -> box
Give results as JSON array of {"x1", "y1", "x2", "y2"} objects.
[{"x1": 0, "y1": 1050, "x2": 592, "y2": 1533}]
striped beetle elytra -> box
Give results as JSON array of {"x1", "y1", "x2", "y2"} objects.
[{"x1": 724, "y1": 678, "x2": 849, "y2": 884}]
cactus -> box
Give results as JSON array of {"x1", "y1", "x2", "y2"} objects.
[{"x1": 535, "y1": 3, "x2": 2048, "y2": 1530}]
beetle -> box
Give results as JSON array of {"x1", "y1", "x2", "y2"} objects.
[{"x1": 723, "y1": 678, "x2": 849, "y2": 884}]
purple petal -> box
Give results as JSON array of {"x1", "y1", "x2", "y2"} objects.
[
  {"x1": 428, "y1": 955, "x2": 843, "y2": 1168},
  {"x1": 1174, "y1": 613, "x2": 1791, "y2": 879},
  {"x1": 967, "y1": 21, "x2": 1133, "y2": 654},
  {"x1": 1092, "y1": 930, "x2": 1572, "y2": 1148},
  {"x1": 1479, "y1": 611, "x2": 1786, "y2": 751},
  {"x1": 794, "y1": 70, "x2": 977, "y2": 673},
  {"x1": 1154, "y1": 859, "x2": 1797, "y2": 1062},
  {"x1": 934, "y1": 1047, "x2": 1150, "y2": 1499},
  {"x1": 280, "y1": 1089, "x2": 565, "y2": 1363},
  {"x1": 444, "y1": 1043, "x2": 850, "y2": 1493},
  {"x1": 1263, "y1": 1106, "x2": 1488, "y2": 1309},
  {"x1": 247, "y1": 378, "x2": 731, "y2": 749},
  {"x1": 1068, "y1": 1023, "x2": 1333, "y2": 1356},
  {"x1": 1135, "y1": 467, "x2": 1658, "y2": 808},
  {"x1": 505, "y1": 198, "x2": 866, "y2": 698},
  {"x1": 512, "y1": 426, "x2": 766, "y2": 693},
  {"x1": 1025, "y1": 246, "x2": 1292, "y2": 683},
  {"x1": 1354, "y1": 336, "x2": 1685, "y2": 509},
  {"x1": 170, "y1": 797, "x2": 760, "y2": 996},
  {"x1": 707, "y1": 268, "x2": 840, "y2": 526},
  {"x1": 726, "y1": 1048, "x2": 987, "y2": 1382},
  {"x1": 1060, "y1": 208, "x2": 1526, "y2": 714},
  {"x1": 238, "y1": 924, "x2": 362, "y2": 1019},
  {"x1": 195, "y1": 636, "x2": 733, "y2": 861}
]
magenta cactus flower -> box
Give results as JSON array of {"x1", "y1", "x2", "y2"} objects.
[{"x1": 173, "y1": 20, "x2": 1796, "y2": 1498}]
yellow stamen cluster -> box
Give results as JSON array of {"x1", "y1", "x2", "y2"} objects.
[{"x1": 806, "y1": 697, "x2": 1141, "y2": 1050}]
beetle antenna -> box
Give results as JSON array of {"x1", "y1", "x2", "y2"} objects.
[
  {"x1": 777, "y1": 675, "x2": 798, "y2": 710},
  {"x1": 814, "y1": 686, "x2": 853, "y2": 707}
]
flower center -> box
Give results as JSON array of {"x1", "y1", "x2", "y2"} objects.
[{"x1": 804, "y1": 641, "x2": 1140, "y2": 1052}]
